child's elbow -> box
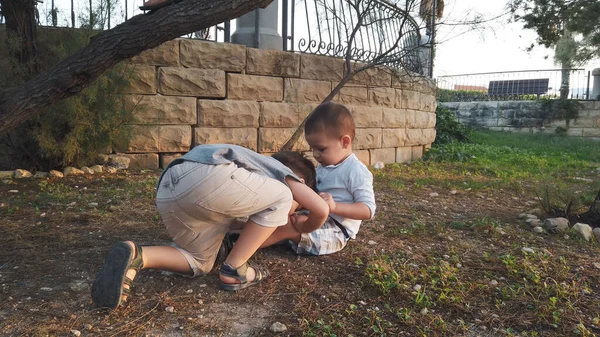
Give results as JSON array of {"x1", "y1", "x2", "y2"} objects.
[{"x1": 314, "y1": 203, "x2": 329, "y2": 222}]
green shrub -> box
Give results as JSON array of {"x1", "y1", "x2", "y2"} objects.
[
  {"x1": 434, "y1": 105, "x2": 472, "y2": 145},
  {"x1": 0, "y1": 27, "x2": 134, "y2": 170}
]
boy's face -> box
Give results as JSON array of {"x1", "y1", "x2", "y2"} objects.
[{"x1": 306, "y1": 131, "x2": 352, "y2": 166}]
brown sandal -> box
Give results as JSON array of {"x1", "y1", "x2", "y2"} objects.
[{"x1": 219, "y1": 262, "x2": 268, "y2": 291}]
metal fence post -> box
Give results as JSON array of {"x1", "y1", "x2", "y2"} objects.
[
  {"x1": 254, "y1": 9, "x2": 260, "y2": 48},
  {"x1": 224, "y1": 20, "x2": 231, "y2": 43},
  {"x1": 282, "y1": 0, "x2": 288, "y2": 51}
]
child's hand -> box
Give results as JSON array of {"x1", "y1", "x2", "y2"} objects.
[{"x1": 319, "y1": 192, "x2": 336, "y2": 213}]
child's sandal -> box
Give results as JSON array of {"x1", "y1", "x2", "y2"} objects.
[
  {"x1": 219, "y1": 262, "x2": 269, "y2": 291},
  {"x1": 91, "y1": 242, "x2": 144, "y2": 309}
]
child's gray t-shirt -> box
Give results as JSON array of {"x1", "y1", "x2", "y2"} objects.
[
  {"x1": 316, "y1": 153, "x2": 376, "y2": 239},
  {"x1": 157, "y1": 144, "x2": 301, "y2": 187}
]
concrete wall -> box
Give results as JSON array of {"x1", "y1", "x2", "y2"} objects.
[
  {"x1": 118, "y1": 39, "x2": 438, "y2": 169},
  {"x1": 441, "y1": 101, "x2": 600, "y2": 139}
]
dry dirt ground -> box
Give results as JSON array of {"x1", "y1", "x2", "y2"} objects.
[{"x1": 0, "y1": 167, "x2": 599, "y2": 336}]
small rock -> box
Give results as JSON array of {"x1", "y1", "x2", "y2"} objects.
[
  {"x1": 489, "y1": 280, "x2": 498, "y2": 287},
  {"x1": 81, "y1": 166, "x2": 94, "y2": 174},
  {"x1": 373, "y1": 161, "x2": 385, "y2": 170},
  {"x1": 14, "y1": 169, "x2": 33, "y2": 178},
  {"x1": 498, "y1": 229, "x2": 507, "y2": 235},
  {"x1": 449, "y1": 190, "x2": 458, "y2": 195},
  {"x1": 269, "y1": 322, "x2": 287, "y2": 333},
  {"x1": 40, "y1": 287, "x2": 53, "y2": 291},
  {"x1": 185, "y1": 289, "x2": 193, "y2": 294},
  {"x1": 543, "y1": 217, "x2": 569, "y2": 233},
  {"x1": 443, "y1": 254, "x2": 450, "y2": 259},
  {"x1": 447, "y1": 236, "x2": 454, "y2": 241},
  {"x1": 33, "y1": 171, "x2": 49, "y2": 178},
  {"x1": 522, "y1": 247, "x2": 535, "y2": 254},
  {"x1": 367, "y1": 240, "x2": 377, "y2": 246},
  {"x1": 68, "y1": 202, "x2": 76, "y2": 207},
  {"x1": 413, "y1": 284, "x2": 422, "y2": 291},
  {"x1": 108, "y1": 205, "x2": 118, "y2": 211},
  {"x1": 63, "y1": 167, "x2": 84, "y2": 176},
  {"x1": 0, "y1": 171, "x2": 14, "y2": 179},
  {"x1": 358, "y1": 300, "x2": 367, "y2": 305},
  {"x1": 106, "y1": 167, "x2": 117, "y2": 174},
  {"x1": 518, "y1": 213, "x2": 529, "y2": 219},
  {"x1": 525, "y1": 218, "x2": 542, "y2": 227},
  {"x1": 91, "y1": 165, "x2": 104, "y2": 173},
  {"x1": 49, "y1": 170, "x2": 64, "y2": 178},
  {"x1": 592, "y1": 228, "x2": 600, "y2": 240},
  {"x1": 97, "y1": 154, "x2": 109, "y2": 165},
  {"x1": 88, "y1": 202, "x2": 99, "y2": 207},
  {"x1": 8, "y1": 190, "x2": 18, "y2": 193},
  {"x1": 533, "y1": 226, "x2": 544, "y2": 233},
  {"x1": 593, "y1": 262, "x2": 600, "y2": 270},
  {"x1": 84, "y1": 324, "x2": 92, "y2": 330},
  {"x1": 165, "y1": 306, "x2": 175, "y2": 313},
  {"x1": 563, "y1": 234, "x2": 570, "y2": 239},
  {"x1": 70, "y1": 330, "x2": 81, "y2": 337},
  {"x1": 582, "y1": 289, "x2": 591, "y2": 295},
  {"x1": 69, "y1": 281, "x2": 87, "y2": 292},
  {"x1": 429, "y1": 192, "x2": 439, "y2": 197},
  {"x1": 572, "y1": 223, "x2": 593, "y2": 241},
  {"x1": 491, "y1": 314, "x2": 499, "y2": 319},
  {"x1": 525, "y1": 214, "x2": 538, "y2": 220},
  {"x1": 455, "y1": 263, "x2": 462, "y2": 268},
  {"x1": 526, "y1": 208, "x2": 544, "y2": 218},
  {"x1": 108, "y1": 155, "x2": 131, "y2": 169},
  {"x1": 420, "y1": 308, "x2": 428, "y2": 315}
]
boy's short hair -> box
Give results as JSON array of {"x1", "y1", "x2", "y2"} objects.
[
  {"x1": 304, "y1": 101, "x2": 355, "y2": 140},
  {"x1": 272, "y1": 151, "x2": 317, "y2": 191}
]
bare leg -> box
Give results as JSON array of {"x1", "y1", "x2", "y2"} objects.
[
  {"x1": 220, "y1": 220, "x2": 276, "y2": 284},
  {"x1": 260, "y1": 222, "x2": 301, "y2": 248}
]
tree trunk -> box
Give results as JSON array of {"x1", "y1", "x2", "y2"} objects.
[
  {"x1": 0, "y1": 0, "x2": 273, "y2": 134},
  {"x1": 0, "y1": 0, "x2": 39, "y2": 75},
  {"x1": 559, "y1": 66, "x2": 570, "y2": 99}
]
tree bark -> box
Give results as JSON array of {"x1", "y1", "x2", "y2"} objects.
[
  {"x1": 0, "y1": 0, "x2": 273, "y2": 134},
  {"x1": 0, "y1": 0, "x2": 39, "y2": 75}
]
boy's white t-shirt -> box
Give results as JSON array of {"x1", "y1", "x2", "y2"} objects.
[{"x1": 316, "y1": 153, "x2": 376, "y2": 239}]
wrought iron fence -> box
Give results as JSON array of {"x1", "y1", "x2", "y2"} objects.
[
  {"x1": 436, "y1": 69, "x2": 592, "y2": 102},
  {"x1": 0, "y1": 0, "x2": 425, "y2": 72}
]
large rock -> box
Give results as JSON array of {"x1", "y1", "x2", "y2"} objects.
[
  {"x1": 198, "y1": 100, "x2": 260, "y2": 127},
  {"x1": 123, "y1": 65, "x2": 156, "y2": 94},
  {"x1": 246, "y1": 48, "x2": 300, "y2": 77},
  {"x1": 123, "y1": 95, "x2": 197, "y2": 125},
  {"x1": 158, "y1": 68, "x2": 226, "y2": 98},
  {"x1": 354, "y1": 128, "x2": 382, "y2": 150},
  {"x1": 34, "y1": 171, "x2": 49, "y2": 178},
  {"x1": 194, "y1": 127, "x2": 258, "y2": 151},
  {"x1": 180, "y1": 39, "x2": 245, "y2": 72},
  {"x1": 593, "y1": 228, "x2": 600, "y2": 240},
  {"x1": 49, "y1": 170, "x2": 64, "y2": 178},
  {"x1": 284, "y1": 78, "x2": 331, "y2": 103},
  {"x1": 0, "y1": 171, "x2": 14, "y2": 179},
  {"x1": 542, "y1": 217, "x2": 570, "y2": 233},
  {"x1": 348, "y1": 106, "x2": 383, "y2": 128},
  {"x1": 14, "y1": 169, "x2": 32, "y2": 178},
  {"x1": 300, "y1": 54, "x2": 344, "y2": 81},
  {"x1": 129, "y1": 40, "x2": 179, "y2": 66},
  {"x1": 572, "y1": 223, "x2": 593, "y2": 241},
  {"x1": 259, "y1": 102, "x2": 300, "y2": 127},
  {"x1": 227, "y1": 74, "x2": 283, "y2": 102},
  {"x1": 81, "y1": 167, "x2": 94, "y2": 174},
  {"x1": 369, "y1": 87, "x2": 396, "y2": 108},
  {"x1": 108, "y1": 155, "x2": 131, "y2": 169},
  {"x1": 63, "y1": 167, "x2": 84, "y2": 176}
]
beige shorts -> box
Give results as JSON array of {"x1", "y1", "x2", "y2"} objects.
[{"x1": 156, "y1": 161, "x2": 292, "y2": 276}]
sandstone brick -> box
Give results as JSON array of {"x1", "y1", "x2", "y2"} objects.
[
  {"x1": 247, "y1": 48, "x2": 300, "y2": 77},
  {"x1": 159, "y1": 68, "x2": 225, "y2": 97},
  {"x1": 383, "y1": 108, "x2": 407, "y2": 127},
  {"x1": 412, "y1": 146, "x2": 424, "y2": 160},
  {"x1": 123, "y1": 95, "x2": 197, "y2": 124},
  {"x1": 180, "y1": 39, "x2": 246, "y2": 72},
  {"x1": 348, "y1": 105, "x2": 383, "y2": 127},
  {"x1": 582, "y1": 128, "x2": 600, "y2": 137},
  {"x1": 129, "y1": 40, "x2": 179, "y2": 66},
  {"x1": 427, "y1": 112, "x2": 437, "y2": 128},
  {"x1": 284, "y1": 78, "x2": 331, "y2": 103},
  {"x1": 369, "y1": 87, "x2": 396, "y2": 108},
  {"x1": 567, "y1": 128, "x2": 583, "y2": 137},
  {"x1": 302, "y1": 151, "x2": 318, "y2": 167},
  {"x1": 370, "y1": 148, "x2": 396, "y2": 165},
  {"x1": 259, "y1": 102, "x2": 300, "y2": 127},
  {"x1": 392, "y1": 72, "x2": 432, "y2": 93},
  {"x1": 159, "y1": 125, "x2": 192, "y2": 152},
  {"x1": 405, "y1": 129, "x2": 423, "y2": 146},
  {"x1": 396, "y1": 147, "x2": 412, "y2": 163},
  {"x1": 194, "y1": 127, "x2": 258, "y2": 151},
  {"x1": 354, "y1": 128, "x2": 382, "y2": 150},
  {"x1": 127, "y1": 125, "x2": 159, "y2": 152},
  {"x1": 123, "y1": 65, "x2": 156, "y2": 94},
  {"x1": 300, "y1": 54, "x2": 344, "y2": 81},
  {"x1": 397, "y1": 90, "x2": 420, "y2": 110},
  {"x1": 296, "y1": 103, "x2": 319, "y2": 122},
  {"x1": 354, "y1": 150, "x2": 370, "y2": 165},
  {"x1": 348, "y1": 64, "x2": 392, "y2": 87},
  {"x1": 382, "y1": 128, "x2": 407, "y2": 147},
  {"x1": 421, "y1": 93, "x2": 437, "y2": 113},
  {"x1": 335, "y1": 86, "x2": 369, "y2": 106},
  {"x1": 160, "y1": 153, "x2": 184, "y2": 168},
  {"x1": 228, "y1": 74, "x2": 283, "y2": 102},
  {"x1": 259, "y1": 128, "x2": 309, "y2": 152},
  {"x1": 422, "y1": 128, "x2": 437, "y2": 144},
  {"x1": 121, "y1": 153, "x2": 159, "y2": 169},
  {"x1": 198, "y1": 100, "x2": 260, "y2": 127},
  {"x1": 406, "y1": 110, "x2": 430, "y2": 129}
]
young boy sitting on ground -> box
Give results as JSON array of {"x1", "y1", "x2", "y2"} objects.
[{"x1": 261, "y1": 101, "x2": 376, "y2": 255}]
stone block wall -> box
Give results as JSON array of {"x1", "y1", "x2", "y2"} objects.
[
  {"x1": 441, "y1": 101, "x2": 600, "y2": 139},
  {"x1": 120, "y1": 39, "x2": 437, "y2": 169}
]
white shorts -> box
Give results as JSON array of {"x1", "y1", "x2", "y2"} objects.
[{"x1": 289, "y1": 218, "x2": 349, "y2": 256}]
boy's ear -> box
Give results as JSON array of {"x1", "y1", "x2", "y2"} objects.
[{"x1": 341, "y1": 135, "x2": 352, "y2": 148}]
